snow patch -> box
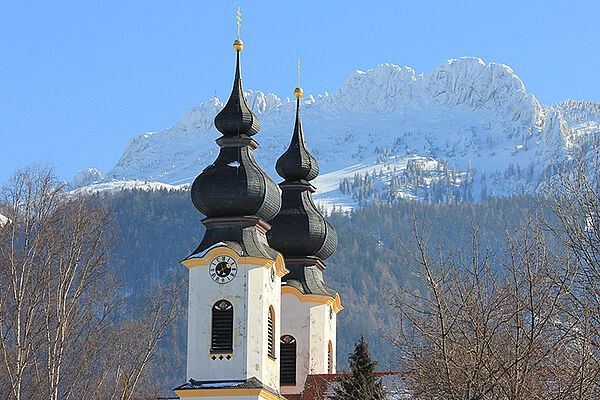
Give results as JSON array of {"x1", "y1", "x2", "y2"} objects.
[
  {"x1": 70, "y1": 179, "x2": 186, "y2": 195},
  {"x1": 187, "y1": 242, "x2": 227, "y2": 259}
]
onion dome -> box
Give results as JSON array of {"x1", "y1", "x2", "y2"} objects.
[
  {"x1": 267, "y1": 89, "x2": 337, "y2": 261},
  {"x1": 213, "y1": 49, "x2": 260, "y2": 138},
  {"x1": 275, "y1": 95, "x2": 319, "y2": 183},
  {"x1": 189, "y1": 40, "x2": 281, "y2": 258}
]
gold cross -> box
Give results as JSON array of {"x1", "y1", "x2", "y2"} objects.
[
  {"x1": 236, "y1": 7, "x2": 242, "y2": 39},
  {"x1": 298, "y1": 57, "x2": 301, "y2": 87}
]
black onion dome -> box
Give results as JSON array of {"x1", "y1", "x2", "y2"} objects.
[
  {"x1": 267, "y1": 189, "x2": 337, "y2": 260},
  {"x1": 191, "y1": 143, "x2": 280, "y2": 221},
  {"x1": 275, "y1": 99, "x2": 319, "y2": 182},
  {"x1": 214, "y1": 51, "x2": 260, "y2": 137},
  {"x1": 190, "y1": 47, "x2": 280, "y2": 222},
  {"x1": 267, "y1": 96, "x2": 337, "y2": 261}
]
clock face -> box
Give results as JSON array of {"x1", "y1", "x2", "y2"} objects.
[
  {"x1": 209, "y1": 255, "x2": 238, "y2": 284},
  {"x1": 269, "y1": 266, "x2": 276, "y2": 288}
]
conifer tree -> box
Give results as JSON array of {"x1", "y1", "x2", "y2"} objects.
[{"x1": 333, "y1": 334, "x2": 385, "y2": 400}]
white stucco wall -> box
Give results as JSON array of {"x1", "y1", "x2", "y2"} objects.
[
  {"x1": 246, "y1": 265, "x2": 281, "y2": 390},
  {"x1": 186, "y1": 251, "x2": 281, "y2": 390},
  {"x1": 280, "y1": 292, "x2": 337, "y2": 395}
]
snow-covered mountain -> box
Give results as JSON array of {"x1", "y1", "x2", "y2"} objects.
[{"x1": 80, "y1": 57, "x2": 600, "y2": 210}]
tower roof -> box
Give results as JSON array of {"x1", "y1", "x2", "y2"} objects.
[
  {"x1": 213, "y1": 50, "x2": 260, "y2": 138},
  {"x1": 267, "y1": 89, "x2": 337, "y2": 262},
  {"x1": 275, "y1": 98, "x2": 319, "y2": 183},
  {"x1": 189, "y1": 40, "x2": 281, "y2": 258}
]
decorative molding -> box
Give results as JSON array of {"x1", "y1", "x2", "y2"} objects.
[
  {"x1": 182, "y1": 247, "x2": 288, "y2": 278},
  {"x1": 284, "y1": 257, "x2": 326, "y2": 271},
  {"x1": 202, "y1": 216, "x2": 272, "y2": 233},
  {"x1": 281, "y1": 286, "x2": 343, "y2": 313},
  {"x1": 216, "y1": 136, "x2": 260, "y2": 150},
  {"x1": 175, "y1": 387, "x2": 285, "y2": 399}
]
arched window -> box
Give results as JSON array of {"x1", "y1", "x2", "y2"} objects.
[
  {"x1": 328, "y1": 341, "x2": 333, "y2": 373},
  {"x1": 280, "y1": 335, "x2": 296, "y2": 385},
  {"x1": 267, "y1": 306, "x2": 275, "y2": 359},
  {"x1": 211, "y1": 300, "x2": 233, "y2": 353}
]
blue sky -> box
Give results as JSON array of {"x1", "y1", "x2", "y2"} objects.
[{"x1": 1, "y1": 0, "x2": 599, "y2": 184}]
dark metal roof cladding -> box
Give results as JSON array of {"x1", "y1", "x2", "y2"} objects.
[
  {"x1": 189, "y1": 47, "x2": 281, "y2": 259},
  {"x1": 214, "y1": 51, "x2": 260, "y2": 138},
  {"x1": 283, "y1": 264, "x2": 338, "y2": 298},
  {"x1": 268, "y1": 98, "x2": 338, "y2": 263},
  {"x1": 275, "y1": 99, "x2": 319, "y2": 182},
  {"x1": 191, "y1": 142, "x2": 280, "y2": 221}
]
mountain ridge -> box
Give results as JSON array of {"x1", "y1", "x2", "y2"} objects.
[{"x1": 76, "y1": 57, "x2": 600, "y2": 209}]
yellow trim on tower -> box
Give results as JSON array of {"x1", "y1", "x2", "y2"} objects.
[
  {"x1": 182, "y1": 246, "x2": 289, "y2": 277},
  {"x1": 281, "y1": 285, "x2": 344, "y2": 313},
  {"x1": 174, "y1": 387, "x2": 286, "y2": 399},
  {"x1": 273, "y1": 253, "x2": 289, "y2": 277},
  {"x1": 182, "y1": 247, "x2": 240, "y2": 268}
]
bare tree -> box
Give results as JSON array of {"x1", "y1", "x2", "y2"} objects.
[
  {"x1": 543, "y1": 147, "x2": 600, "y2": 397},
  {"x1": 0, "y1": 166, "x2": 183, "y2": 400},
  {"x1": 388, "y1": 213, "x2": 597, "y2": 400}
]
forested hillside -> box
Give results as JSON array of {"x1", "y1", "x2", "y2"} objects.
[{"x1": 95, "y1": 189, "x2": 541, "y2": 381}]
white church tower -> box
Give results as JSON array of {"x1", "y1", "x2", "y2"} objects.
[
  {"x1": 267, "y1": 85, "x2": 343, "y2": 397},
  {"x1": 174, "y1": 35, "x2": 288, "y2": 400},
  {"x1": 174, "y1": 15, "x2": 342, "y2": 399}
]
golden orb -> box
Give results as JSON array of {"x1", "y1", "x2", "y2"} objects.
[
  {"x1": 233, "y1": 39, "x2": 244, "y2": 51},
  {"x1": 294, "y1": 87, "x2": 303, "y2": 99}
]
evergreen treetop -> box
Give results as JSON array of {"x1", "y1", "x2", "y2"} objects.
[{"x1": 333, "y1": 334, "x2": 385, "y2": 400}]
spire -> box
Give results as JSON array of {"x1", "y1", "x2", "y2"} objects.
[
  {"x1": 189, "y1": 31, "x2": 281, "y2": 259},
  {"x1": 267, "y1": 84, "x2": 337, "y2": 263},
  {"x1": 275, "y1": 93, "x2": 319, "y2": 183},
  {"x1": 213, "y1": 42, "x2": 260, "y2": 138}
]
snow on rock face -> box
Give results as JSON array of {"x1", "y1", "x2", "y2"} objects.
[
  {"x1": 70, "y1": 179, "x2": 186, "y2": 196},
  {"x1": 422, "y1": 58, "x2": 541, "y2": 127},
  {"x1": 97, "y1": 57, "x2": 599, "y2": 207},
  {"x1": 174, "y1": 98, "x2": 222, "y2": 133},
  {"x1": 541, "y1": 109, "x2": 569, "y2": 169},
  {"x1": 0, "y1": 214, "x2": 8, "y2": 228},
  {"x1": 71, "y1": 168, "x2": 103, "y2": 188},
  {"x1": 332, "y1": 64, "x2": 418, "y2": 111}
]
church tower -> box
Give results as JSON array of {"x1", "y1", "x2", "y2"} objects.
[
  {"x1": 174, "y1": 35, "x2": 287, "y2": 400},
  {"x1": 267, "y1": 84, "x2": 342, "y2": 397}
]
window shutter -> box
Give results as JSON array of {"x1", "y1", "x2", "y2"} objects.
[
  {"x1": 211, "y1": 300, "x2": 233, "y2": 353},
  {"x1": 280, "y1": 335, "x2": 296, "y2": 385},
  {"x1": 267, "y1": 307, "x2": 275, "y2": 359},
  {"x1": 328, "y1": 341, "x2": 333, "y2": 373}
]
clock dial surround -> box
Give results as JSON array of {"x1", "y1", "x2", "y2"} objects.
[{"x1": 209, "y1": 255, "x2": 238, "y2": 284}]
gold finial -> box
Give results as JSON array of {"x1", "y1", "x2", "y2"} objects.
[
  {"x1": 295, "y1": 58, "x2": 303, "y2": 99},
  {"x1": 233, "y1": 39, "x2": 243, "y2": 51},
  {"x1": 234, "y1": 7, "x2": 243, "y2": 51}
]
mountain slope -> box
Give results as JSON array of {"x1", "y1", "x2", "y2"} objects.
[
  {"x1": 87, "y1": 57, "x2": 599, "y2": 208},
  {"x1": 97, "y1": 189, "x2": 542, "y2": 374}
]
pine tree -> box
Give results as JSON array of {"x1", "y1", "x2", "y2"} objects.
[{"x1": 333, "y1": 335, "x2": 385, "y2": 400}]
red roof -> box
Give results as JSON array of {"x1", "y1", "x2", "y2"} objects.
[{"x1": 299, "y1": 371, "x2": 409, "y2": 400}]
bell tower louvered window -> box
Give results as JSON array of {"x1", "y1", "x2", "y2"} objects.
[
  {"x1": 211, "y1": 300, "x2": 233, "y2": 353},
  {"x1": 267, "y1": 306, "x2": 275, "y2": 359},
  {"x1": 280, "y1": 335, "x2": 296, "y2": 385},
  {"x1": 328, "y1": 340, "x2": 333, "y2": 373}
]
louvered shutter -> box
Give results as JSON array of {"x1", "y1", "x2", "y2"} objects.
[
  {"x1": 280, "y1": 335, "x2": 296, "y2": 385},
  {"x1": 267, "y1": 307, "x2": 275, "y2": 358},
  {"x1": 211, "y1": 300, "x2": 233, "y2": 353}
]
